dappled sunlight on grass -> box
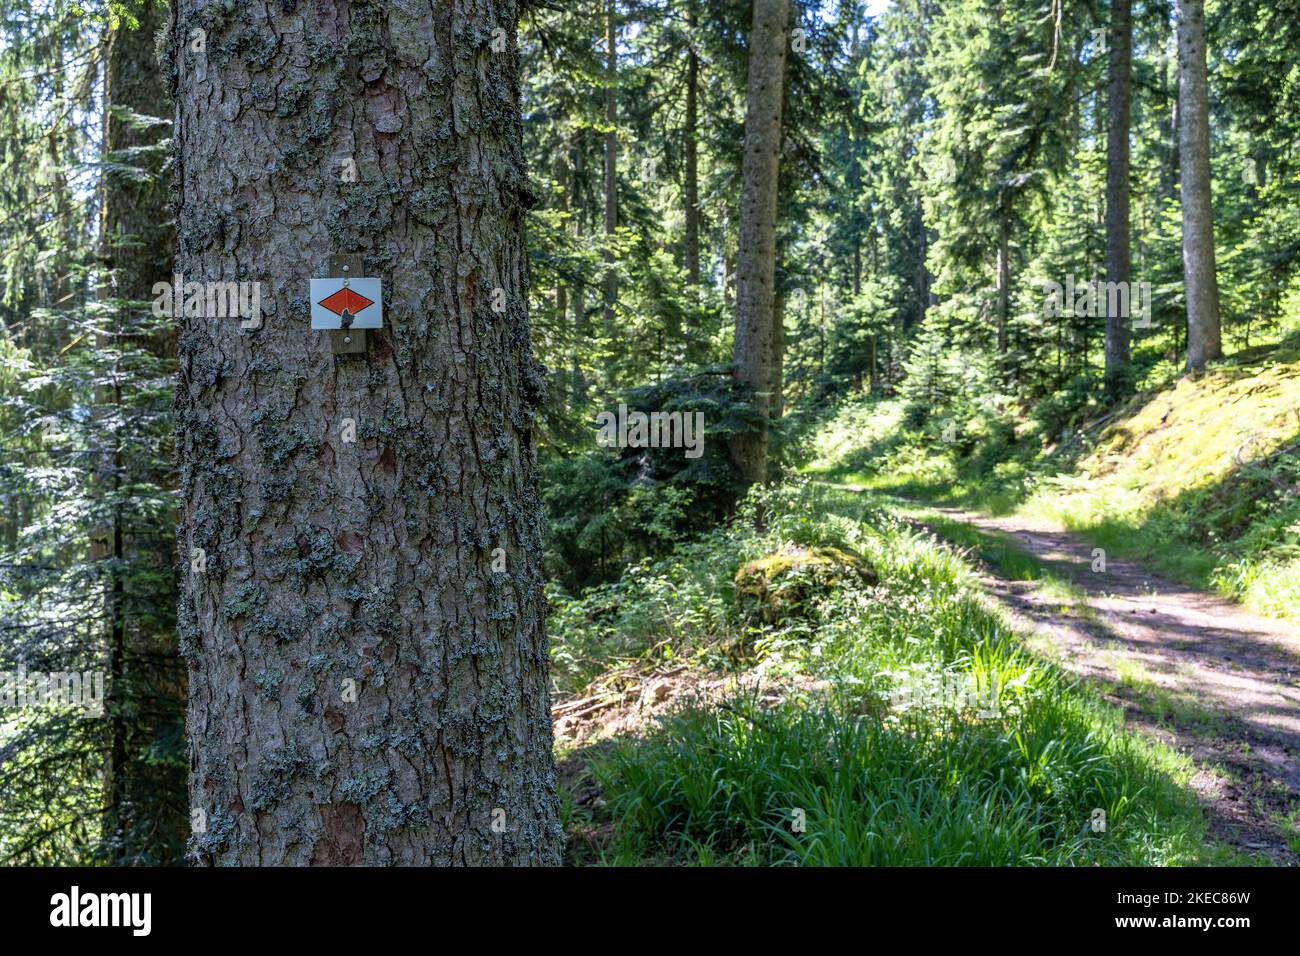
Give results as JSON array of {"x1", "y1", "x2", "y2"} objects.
[
  {"x1": 798, "y1": 350, "x2": 1300, "y2": 621},
  {"x1": 552, "y1": 481, "x2": 1244, "y2": 866}
]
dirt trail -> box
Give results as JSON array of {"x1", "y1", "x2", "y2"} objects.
[{"x1": 922, "y1": 506, "x2": 1300, "y2": 864}]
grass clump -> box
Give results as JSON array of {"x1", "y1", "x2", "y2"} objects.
[{"x1": 554, "y1": 482, "x2": 1243, "y2": 866}]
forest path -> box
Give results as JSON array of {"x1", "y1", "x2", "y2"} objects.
[{"x1": 910, "y1": 504, "x2": 1300, "y2": 864}]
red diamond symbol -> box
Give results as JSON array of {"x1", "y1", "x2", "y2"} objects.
[{"x1": 318, "y1": 287, "x2": 374, "y2": 316}]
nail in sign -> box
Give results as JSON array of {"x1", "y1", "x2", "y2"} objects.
[{"x1": 311, "y1": 277, "x2": 382, "y2": 329}]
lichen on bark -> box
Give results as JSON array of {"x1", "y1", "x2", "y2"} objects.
[{"x1": 173, "y1": 0, "x2": 561, "y2": 865}]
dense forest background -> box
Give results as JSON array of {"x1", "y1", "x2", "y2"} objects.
[{"x1": 2, "y1": 0, "x2": 1298, "y2": 864}]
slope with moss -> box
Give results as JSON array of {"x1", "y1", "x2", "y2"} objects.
[{"x1": 1025, "y1": 349, "x2": 1300, "y2": 619}]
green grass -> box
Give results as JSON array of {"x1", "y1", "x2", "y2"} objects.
[
  {"x1": 552, "y1": 481, "x2": 1252, "y2": 866},
  {"x1": 898, "y1": 507, "x2": 1058, "y2": 581},
  {"x1": 553, "y1": 351, "x2": 1300, "y2": 865},
  {"x1": 801, "y1": 347, "x2": 1300, "y2": 622}
]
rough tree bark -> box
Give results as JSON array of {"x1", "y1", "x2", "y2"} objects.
[
  {"x1": 731, "y1": 0, "x2": 788, "y2": 487},
  {"x1": 172, "y1": 0, "x2": 561, "y2": 865},
  {"x1": 1104, "y1": 0, "x2": 1133, "y2": 399},
  {"x1": 1176, "y1": 0, "x2": 1222, "y2": 371}
]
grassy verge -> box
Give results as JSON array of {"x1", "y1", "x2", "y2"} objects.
[
  {"x1": 802, "y1": 349, "x2": 1300, "y2": 621},
  {"x1": 551, "y1": 481, "x2": 1250, "y2": 866}
]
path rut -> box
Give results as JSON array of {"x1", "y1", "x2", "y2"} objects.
[{"x1": 921, "y1": 506, "x2": 1300, "y2": 864}]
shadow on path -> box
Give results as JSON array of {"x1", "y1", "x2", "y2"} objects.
[{"x1": 920, "y1": 505, "x2": 1300, "y2": 864}]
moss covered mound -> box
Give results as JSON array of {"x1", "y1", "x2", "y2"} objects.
[{"x1": 734, "y1": 546, "x2": 877, "y2": 626}]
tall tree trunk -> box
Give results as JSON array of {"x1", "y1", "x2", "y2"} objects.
[
  {"x1": 1104, "y1": 0, "x2": 1133, "y2": 399},
  {"x1": 731, "y1": 0, "x2": 788, "y2": 486},
  {"x1": 99, "y1": 1, "x2": 187, "y2": 865},
  {"x1": 870, "y1": 333, "x2": 879, "y2": 392},
  {"x1": 172, "y1": 0, "x2": 561, "y2": 866},
  {"x1": 555, "y1": 146, "x2": 570, "y2": 403},
  {"x1": 995, "y1": 208, "x2": 1010, "y2": 357},
  {"x1": 771, "y1": 285, "x2": 785, "y2": 421},
  {"x1": 1161, "y1": 46, "x2": 1180, "y2": 203},
  {"x1": 916, "y1": 216, "x2": 931, "y2": 330},
  {"x1": 1177, "y1": 0, "x2": 1222, "y2": 371},
  {"x1": 571, "y1": 140, "x2": 587, "y2": 405},
  {"x1": 818, "y1": 292, "x2": 827, "y2": 372},
  {"x1": 683, "y1": 2, "x2": 701, "y2": 288},
  {"x1": 602, "y1": 2, "x2": 618, "y2": 336},
  {"x1": 724, "y1": 246, "x2": 735, "y2": 307}
]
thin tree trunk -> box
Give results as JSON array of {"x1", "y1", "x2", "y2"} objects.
[
  {"x1": 995, "y1": 209, "x2": 1010, "y2": 357},
  {"x1": 916, "y1": 216, "x2": 933, "y2": 329},
  {"x1": 173, "y1": 0, "x2": 561, "y2": 866},
  {"x1": 1177, "y1": 0, "x2": 1222, "y2": 371},
  {"x1": 1159, "y1": 55, "x2": 1178, "y2": 203},
  {"x1": 602, "y1": 2, "x2": 618, "y2": 336},
  {"x1": 105, "y1": 440, "x2": 127, "y2": 857},
  {"x1": 99, "y1": 2, "x2": 186, "y2": 865},
  {"x1": 571, "y1": 140, "x2": 587, "y2": 405},
  {"x1": 555, "y1": 146, "x2": 570, "y2": 403},
  {"x1": 1104, "y1": 0, "x2": 1133, "y2": 399},
  {"x1": 771, "y1": 285, "x2": 785, "y2": 420},
  {"x1": 819, "y1": 292, "x2": 827, "y2": 373},
  {"x1": 684, "y1": 2, "x2": 701, "y2": 288},
  {"x1": 724, "y1": 247, "x2": 735, "y2": 307},
  {"x1": 1161, "y1": 45, "x2": 1181, "y2": 362},
  {"x1": 731, "y1": 0, "x2": 789, "y2": 486}
]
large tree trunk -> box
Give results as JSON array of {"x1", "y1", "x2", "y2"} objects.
[
  {"x1": 172, "y1": 0, "x2": 561, "y2": 866},
  {"x1": 683, "y1": 1, "x2": 701, "y2": 288},
  {"x1": 731, "y1": 0, "x2": 788, "y2": 486},
  {"x1": 99, "y1": 2, "x2": 187, "y2": 865},
  {"x1": 602, "y1": 2, "x2": 618, "y2": 336},
  {"x1": 1103, "y1": 0, "x2": 1133, "y2": 399},
  {"x1": 1177, "y1": 0, "x2": 1222, "y2": 371}
]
